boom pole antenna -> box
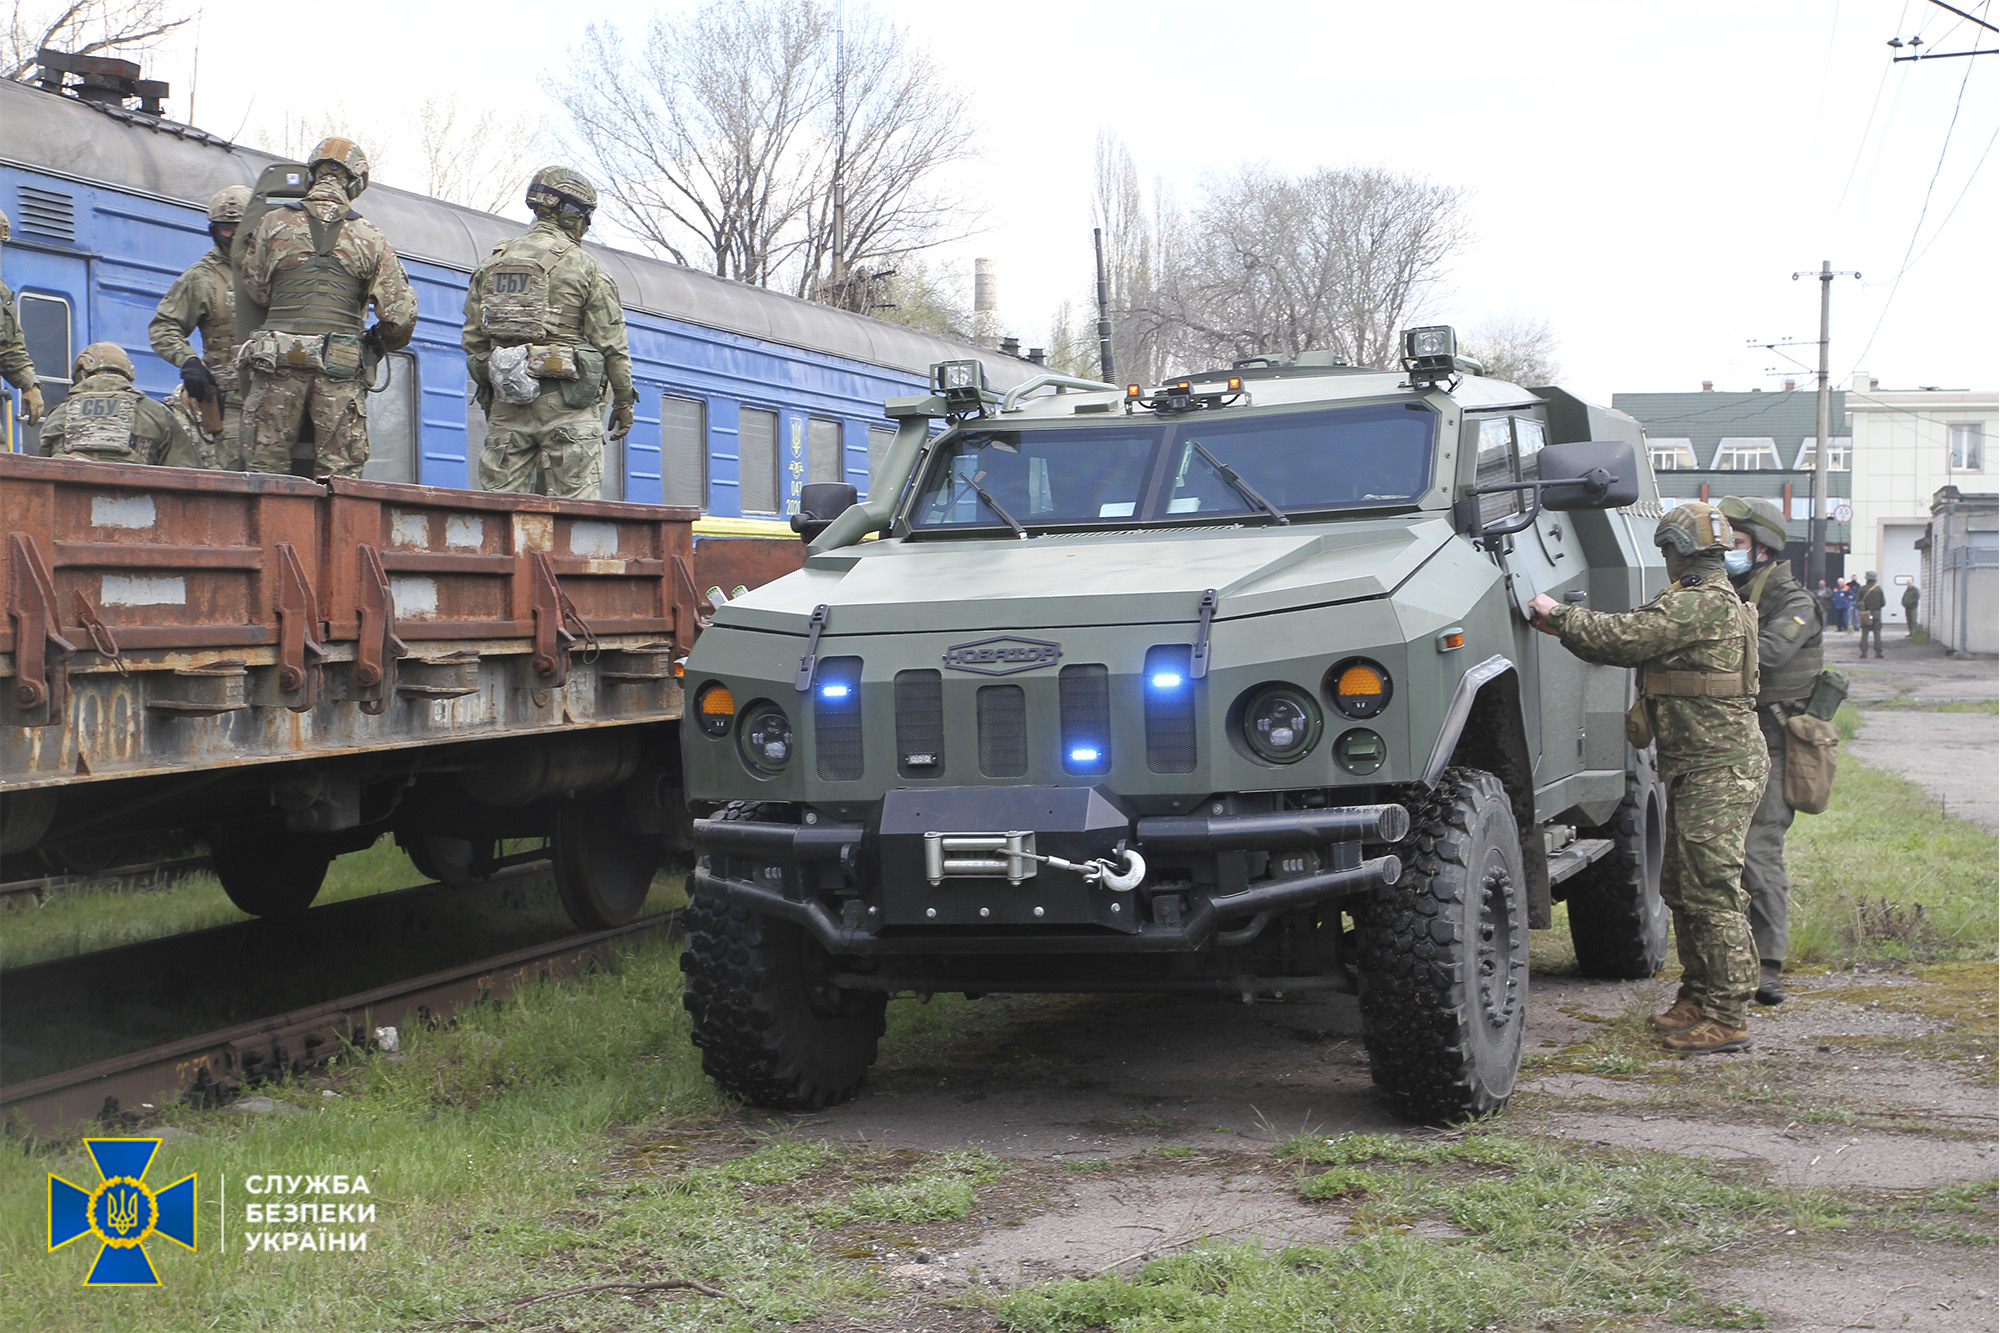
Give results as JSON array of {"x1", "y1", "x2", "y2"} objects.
[{"x1": 1093, "y1": 227, "x2": 1115, "y2": 383}]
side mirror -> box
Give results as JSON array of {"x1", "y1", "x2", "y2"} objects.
[
  {"x1": 790, "y1": 482, "x2": 859, "y2": 542},
  {"x1": 1539, "y1": 440, "x2": 1641, "y2": 511}
]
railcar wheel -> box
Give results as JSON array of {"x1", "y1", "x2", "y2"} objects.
[
  {"x1": 1357, "y1": 766, "x2": 1529, "y2": 1122},
  {"x1": 208, "y1": 819, "x2": 332, "y2": 917},
  {"x1": 551, "y1": 795, "x2": 661, "y2": 930},
  {"x1": 1566, "y1": 757, "x2": 1668, "y2": 980},
  {"x1": 680, "y1": 802, "x2": 886, "y2": 1110}
]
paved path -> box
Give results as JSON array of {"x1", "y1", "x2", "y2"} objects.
[{"x1": 1835, "y1": 640, "x2": 1999, "y2": 829}]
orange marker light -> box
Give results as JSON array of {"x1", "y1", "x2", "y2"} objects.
[
  {"x1": 1441, "y1": 632, "x2": 1464, "y2": 650},
  {"x1": 1337, "y1": 665, "x2": 1385, "y2": 700},
  {"x1": 1126, "y1": 384, "x2": 1142, "y2": 398},
  {"x1": 1227, "y1": 377, "x2": 1242, "y2": 391},
  {"x1": 699, "y1": 685, "x2": 736, "y2": 716}
]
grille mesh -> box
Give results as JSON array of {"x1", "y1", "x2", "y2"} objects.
[
  {"x1": 977, "y1": 685, "x2": 1028, "y2": 778},
  {"x1": 1059, "y1": 664, "x2": 1111, "y2": 775},
  {"x1": 15, "y1": 186, "x2": 74, "y2": 242},
  {"x1": 895, "y1": 670, "x2": 945, "y2": 778},
  {"x1": 813, "y1": 656, "x2": 863, "y2": 780},
  {"x1": 1144, "y1": 646, "x2": 1198, "y2": 773}
]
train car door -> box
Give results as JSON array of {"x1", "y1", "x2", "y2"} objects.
[{"x1": 4, "y1": 248, "x2": 87, "y2": 448}]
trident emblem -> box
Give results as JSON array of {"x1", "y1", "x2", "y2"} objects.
[{"x1": 49, "y1": 1138, "x2": 197, "y2": 1286}]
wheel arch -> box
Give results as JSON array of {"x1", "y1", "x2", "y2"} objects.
[{"x1": 1425, "y1": 656, "x2": 1547, "y2": 927}]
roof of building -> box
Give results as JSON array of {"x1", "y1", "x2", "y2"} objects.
[{"x1": 1611, "y1": 388, "x2": 1848, "y2": 469}]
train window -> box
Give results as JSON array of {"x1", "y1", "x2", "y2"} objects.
[
  {"x1": 739, "y1": 407, "x2": 779, "y2": 514},
  {"x1": 808, "y1": 418, "x2": 843, "y2": 484},
  {"x1": 868, "y1": 426, "x2": 896, "y2": 492},
  {"x1": 661, "y1": 394, "x2": 706, "y2": 508},
  {"x1": 362, "y1": 352, "x2": 420, "y2": 484},
  {"x1": 19, "y1": 294, "x2": 73, "y2": 412}
]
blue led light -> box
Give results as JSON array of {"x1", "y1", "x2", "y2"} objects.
[
  {"x1": 1069, "y1": 747, "x2": 1101, "y2": 764},
  {"x1": 819, "y1": 683, "x2": 851, "y2": 700},
  {"x1": 1150, "y1": 672, "x2": 1184, "y2": 690}
]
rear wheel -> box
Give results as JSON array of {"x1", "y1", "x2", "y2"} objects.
[
  {"x1": 1357, "y1": 767, "x2": 1528, "y2": 1122},
  {"x1": 1566, "y1": 756, "x2": 1668, "y2": 980},
  {"x1": 552, "y1": 795, "x2": 661, "y2": 930},
  {"x1": 208, "y1": 818, "x2": 332, "y2": 917}
]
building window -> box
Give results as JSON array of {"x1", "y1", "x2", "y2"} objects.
[
  {"x1": 361, "y1": 352, "x2": 420, "y2": 484},
  {"x1": 1792, "y1": 437, "x2": 1851, "y2": 471},
  {"x1": 661, "y1": 394, "x2": 706, "y2": 509},
  {"x1": 1712, "y1": 437, "x2": 1781, "y2": 470},
  {"x1": 808, "y1": 417, "x2": 843, "y2": 484},
  {"x1": 739, "y1": 407, "x2": 779, "y2": 513},
  {"x1": 1648, "y1": 438, "x2": 1697, "y2": 471},
  {"x1": 1949, "y1": 423, "x2": 1983, "y2": 471}
]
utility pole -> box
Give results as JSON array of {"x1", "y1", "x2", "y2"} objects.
[
  {"x1": 1793, "y1": 261, "x2": 1860, "y2": 592},
  {"x1": 1093, "y1": 228, "x2": 1115, "y2": 384},
  {"x1": 829, "y1": 2, "x2": 847, "y2": 299}
]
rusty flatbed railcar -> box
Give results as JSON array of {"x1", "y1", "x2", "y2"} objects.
[{"x1": 1, "y1": 452, "x2": 710, "y2": 929}]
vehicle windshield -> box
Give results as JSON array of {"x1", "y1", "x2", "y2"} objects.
[{"x1": 907, "y1": 402, "x2": 1435, "y2": 534}]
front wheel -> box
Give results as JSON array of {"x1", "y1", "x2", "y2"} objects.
[{"x1": 1357, "y1": 767, "x2": 1529, "y2": 1122}]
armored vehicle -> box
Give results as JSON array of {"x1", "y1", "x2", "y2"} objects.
[{"x1": 676, "y1": 327, "x2": 1669, "y2": 1121}]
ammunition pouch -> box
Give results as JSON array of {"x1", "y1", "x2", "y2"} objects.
[
  {"x1": 240, "y1": 328, "x2": 364, "y2": 380},
  {"x1": 559, "y1": 346, "x2": 606, "y2": 410},
  {"x1": 322, "y1": 330, "x2": 365, "y2": 381},
  {"x1": 1782, "y1": 712, "x2": 1839, "y2": 814},
  {"x1": 1624, "y1": 696, "x2": 1654, "y2": 749}
]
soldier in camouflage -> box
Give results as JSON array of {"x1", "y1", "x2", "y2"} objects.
[
  {"x1": 38, "y1": 342, "x2": 197, "y2": 467},
  {"x1": 237, "y1": 137, "x2": 417, "y2": 478},
  {"x1": 1, "y1": 209, "x2": 47, "y2": 430},
  {"x1": 1529, "y1": 501, "x2": 1767, "y2": 1054},
  {"x1": 1856, "y1": 572, "x2": 1886, "y2": 659},
  {"x1": 150, "y1": 185, "x2": 252, "y2": 469},
  {"x1": 461, "y1": 166, "x2": 635, "y2": 499},
  {"x1": 1720, "y1": 496, "x2": 1824, "y2": 1007}
]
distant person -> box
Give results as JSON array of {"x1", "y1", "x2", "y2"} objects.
[
  {"x1": 1901, "y1": 580, "x2": 1920, "y2": 635},
  {"x1": 150, "y1": 184, "x2": 252, "y2": 469},
  {"x1": 1, "y1": 208, "x2": 45, "y2": 428},
  {"x1": 1832, "y1": 579, "x2": 1855, "y2": 632},
  {"x1": 462, "y1": 166, "x2": 635, "y2": 498},
  {"x1": 1857, "y1": 572, "x2": 1886, "y2": 658},
  {"x1": 1529, "y1": 502, "x2": 1765, "y2": 1054},
  {"x1": 38, "y1": 342, "x2": 197, "y2": 467},
  {"x1": 237, "y1": 137, "x2": 416, "y2": 478},
  {"x1": 1815, "y1": 579, "x2": 1833, "y2": 628},
  {"x1": 1721, "y1": 496, "x2": 1824, "y2": 1007}
]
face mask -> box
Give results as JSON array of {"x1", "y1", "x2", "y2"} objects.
[{"x1": 1724, "y1": 548, "x2": 1754, "y2": 577}]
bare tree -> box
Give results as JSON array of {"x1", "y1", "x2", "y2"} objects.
[
  {"x1": 1462, "y1": 314, "x2": 1562, "y2": 385},
  {"x1": 252, "y1": 106, "x2": 375, "y2": 169},
  {"x1": 547, "y1": 0, "x2": 979, "y2": 296},
  {"x1": 5, "y1": 0, "x2": 188, "y2": 82},
  {"x1": 871, "y1": 256, "x2": 976, "y2": 341},
  {"x1": 416, "y1": 95, "x2": 540, "y2": 215}
]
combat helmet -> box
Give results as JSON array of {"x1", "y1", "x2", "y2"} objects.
[
  {"x1": 526, "y1": 166, "x2": 597, "y2": 217},
  {"x1": 72, "y1": 342, "x2": 136, "y2": 381},
  {"x1": 307, "y1": 137, "x2": 371, "y2": 199},
  {"x1": 1654, "y1": 500, "x2": 1733, "y2": 559},
  {"x1": 1718, "y1": 495, "x2": 1787, "y2": 556},
  {"x1": 207, "y1": 185, "x2": 252, "y2": 223}
]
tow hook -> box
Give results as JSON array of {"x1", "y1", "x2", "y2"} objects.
[{"x1": 1033, "y1": 846, "x2": 1146, "y2": 892}]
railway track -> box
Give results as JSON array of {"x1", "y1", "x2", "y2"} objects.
[
  {"x1": 1, "y1": 904, "x2": 681, "y2": 1138},
  {"x1": 0, "y1": 854, "x2": 216, "y2": 904}
]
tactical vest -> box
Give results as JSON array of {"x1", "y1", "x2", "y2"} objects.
[
  {"x1": 1640, "y1": 580, "x2": 1759, "y2": 700},
  {"x1": 477, "y1": 238, "x2": 584, "y2": 345},
  {"x1": 56, "y1": 387, "x2": 143, "y2": 461},
  {"x1": 265, "y1": 205, "x2": 367, "y2": 335},
  {"x1": 196, "y1": 251, "x2": 239, "y2": 374},
  {"x1": 1746, "y1": 562, "x2": 1824, "y2": 706}
]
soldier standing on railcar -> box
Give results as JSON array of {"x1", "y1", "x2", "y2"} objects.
[
  {"x1": 462, "y1": 166, "x2": 635, "y2": 499},
  {"x1": 1, "y1": 209, "x2": 47, "y2": 430},
  {"x1": 237, "y1": 137, "x2": 417, "y2": 478},
  {"x1": 39, "y1": 342, "x2": 197, "y2": 467},
  {"x1": 150, "y1": 185, "x2": 252, "y2": 468}
]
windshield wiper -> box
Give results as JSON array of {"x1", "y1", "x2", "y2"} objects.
[
  {"x1": 959, "y1": 469, "x2": 1028, "y2": 539},
  {"x1": 1188, "y1": 440, "x2": 1289, "y2": 526}
]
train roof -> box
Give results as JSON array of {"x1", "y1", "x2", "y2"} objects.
[{"x1": 0, "y1": 77, "x2": 1039, "y2": 389}]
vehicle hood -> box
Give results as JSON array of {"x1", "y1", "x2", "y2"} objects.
[{"x1": 710, "y1": 517, "x2": 1456, "y2": 636}]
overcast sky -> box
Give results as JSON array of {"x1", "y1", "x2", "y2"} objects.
[{"x1": 141, "y1": 0, "x2": 1995, "y2": 402}]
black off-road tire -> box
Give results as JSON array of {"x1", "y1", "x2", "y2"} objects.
[
  {"x1": 208, "y1": 819, "x2": 332, "y2": 917},
  {"x1": 1357, "y1": 767, "x2": 1529, "y2": 1122},
  {"x1": 679, "y1": 803, "x2": 886, "y2": 1110},
  {"x1": 1566, "y1": 755, "x2": 1668, "y2": 980}
]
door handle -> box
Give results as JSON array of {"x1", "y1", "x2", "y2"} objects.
[{"x1": 1565, "y1": 590, "x2": 1588, "y2": 603}]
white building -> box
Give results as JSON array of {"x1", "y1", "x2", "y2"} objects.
[{"x1": 1846, "y1": 375, "x2": 1998, "y2": 592}]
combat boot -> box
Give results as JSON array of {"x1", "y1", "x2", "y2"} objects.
[
  {"x1": 1661, "y1": 1019, "x2": 1752, "y2": 1054},
  {"x1": 1648, "y1": 985, "x2": 1702, "y2": 1033},
  {"x1": 1755, "y1": 960, "x2": 1786, "y2": 1006}
]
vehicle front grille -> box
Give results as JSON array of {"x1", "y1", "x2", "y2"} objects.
[
  {"x1": 976, "y1": 684, "x2": 1028, "y2": 778},
  {"x1": 814, "y1": 656, "x2": 864, "y2": 780},
  {"x1": 1143, "y1": 645, "x2": 1197, "y2": 773},
  {"x1": 895, "y1": 669, "x2": 944, "y2": 778},
  {"x1": 1059, "y1": 664, "x2": 1111, "y2": 775}
]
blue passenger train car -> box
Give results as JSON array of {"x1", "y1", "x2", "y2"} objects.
[{"x1": 0, "y1": 75, "x2": 1037, "y2": 515}]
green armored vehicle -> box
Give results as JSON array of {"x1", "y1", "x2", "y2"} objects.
[{"x1": 678, "y1": 327, "x2": 1669, "y2": 1121}]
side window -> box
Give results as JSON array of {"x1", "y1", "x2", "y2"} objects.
[
  {"x1": 807, "y1": 417, "x2": 843, "y2": 485},
  {"x1": 19, "y1": 293, "x2": 73, "y2": 415},
  {"x1": 661, "y1": 394, "x2": 707, "y2": 509},
  {"x1": 361, "y1": 352, "x2": 420, "y2": 483},
  {"x1": 1513, "y1": 417, "x2": 1546, "y2": 483},
  {"x1": 739, "y1": 407, "x2": 779, "y2": 514},
  {"x1": 1474, "y1": 417, "x2": 1519, "y2": 523},
  {"x1": 867, "y1": 426, "x2": 896, "y2": 493}
]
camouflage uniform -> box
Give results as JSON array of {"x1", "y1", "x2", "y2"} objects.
[
  {"x1": 1856, "y1": 576, "x2": 1886, "y2": 658},
  {"x1": 237, "y1": 143, "x2": 416, "y2": 478},
  {"x1": 1720, "y1": 496, "x2": 1823, "y2": 992},
  {"x1": 1542, "y1": 508, "x2": 1766, "y2": 1034},
  {"x1": 1901, "y1": 582, "x2": 1920, "y2": 634},
  {"x1": 462, "y1": 167, "x2": 634, "y2": 499},
  {"x1": 38, "y1": 344, "x2": 197, "y2": 468},
  {"x1": 2, "y1": 208, "x2": 46, "y2": 428},
  {"x1": 150, "y1": 244, "x2": 242, "y2": 468}
]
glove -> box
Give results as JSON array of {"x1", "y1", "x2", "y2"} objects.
[
  {"x1": 22, "y1": 381, "x2": 44, "y2": 423},
  {"x1": 362, "y1": 325, "x2": 386, "y2": 359},
  {"x1": 181, "y1": 356, "x2": 219, "y2": 403},
  {"x1": 608, "y1": 400, "x2": 634, "y2": 441}
]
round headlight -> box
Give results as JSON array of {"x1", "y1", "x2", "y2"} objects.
[
  {"x1": 738, "y1": 701, "x2": 794, "y2": 774},
  {"x1": 1240, "y1": 685, "x2": 1323, "y2": 764},
  {"x1": 1328, "y1": 658, "x2": 1392, "y2": 719},
  {"x1": 695, "y1": 682, "x2": 735, "y2": 738},
  {"x1": 1335, "y1": 728, "x2": 1387, "y2": 776}
]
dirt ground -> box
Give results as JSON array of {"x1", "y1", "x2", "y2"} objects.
[{"x1": 772, "y1": 648, "x2": 2000, "y2": 1333}]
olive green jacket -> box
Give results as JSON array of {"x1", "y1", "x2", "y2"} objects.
[
  {"x1": 150, "y1": 247, "x2": 239, "y2": 386},
  {"x1": 1735, "y1": 559, "x2": 1823, "y2": 707},
  {"x1": 39, "y1": 372, "x2": 199, "y2": 467},
  {"x1": 1, "y1": 281, "x2": 37, "y2": 391},
  {"x1": 462, "y1": 219, "x2": 635, "y2": 410}
]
